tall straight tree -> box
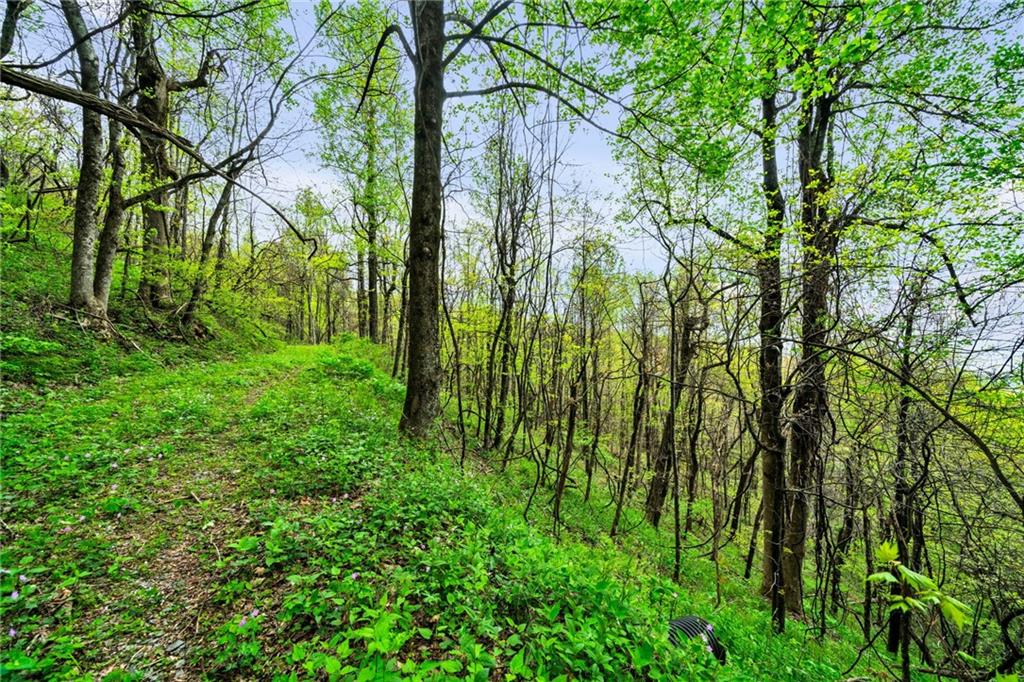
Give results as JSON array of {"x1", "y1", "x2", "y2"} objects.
[
  {"x1": 398, "y1": 0, "x2": 445, "y2": 437},
  {"x1": 364, "y1": 0, "x2": 601, "y2": 437},
  {"x1": 60, "y1": 0, "x2": 105, "y2": 317}
]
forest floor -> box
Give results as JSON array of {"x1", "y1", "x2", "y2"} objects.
[{"x1": 2, "y1": 339, "x2": 875, "y2": 681}]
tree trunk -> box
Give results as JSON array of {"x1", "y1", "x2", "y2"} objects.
[
  {"x1": 182, "y1": 176, "x2": 235, "y2": 326},
  {"x1": 646, "y1": 287, "x2": 697, "y2": 528},
  {"x1": 757, "y1": 92, "x2": 788, "y2": 633},
  {"x1": 62, "y1": 0, "x2": 104, "y2": 317},
  {"x1": 357, "y1": 248, "x2": 367, "y2": 337},
  {"x1": 399, "y1": 0, "x2": 445, "y2": 438},
  {"x1": 682, "y1": 377, "x2": 703, "y2": 534},
  {"x1": 888, "y1": 276, "x2": 923, "y2": 662},
  {"x1": 365, "y1": 127, "x2": 380, "y2": 343},
  {"x1": 393, "y1": 262, "x2": 409, "y2": 378},
  {"x1": 553, "y1": 360, "x2": 585, "y2": 537},
  {"x1": 93, "y1": 118, "x2": 126, "y2": 313},
  {"x1": 831, "y1": 458, "x2": 859, "y2": 614},
  {"x1": 782, "y1": 90, "x2": 834, "y2": 616},
  {"x1": 611, "y1": 297, "x2": 649, "y2": 536},
  {"x1": 131, "y1": 0, "x2": 174, "y2": 307}
]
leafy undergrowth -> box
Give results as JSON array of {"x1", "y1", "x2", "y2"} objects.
[
  {"x1": 0, "y1": 237, "x2": 279, "y2": 415},
  {"x1": 4, "y1": 338, "x2": 862, "y2": 680}
]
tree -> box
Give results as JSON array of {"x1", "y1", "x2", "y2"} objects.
[
  {"x1": 364, "y1": 0, "x2": 608, "y2": 437},
  {"x1": 60, "y1": 0, "x2": 105, "y2": 317}
]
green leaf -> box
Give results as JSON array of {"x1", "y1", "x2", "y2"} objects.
[
  {"x1": 867, "y1": 571, "x2": 898, "y2": 584},
  {"x1": 440, "y1": 659, "x2": 463, "y2": 673},
  {"x1": 940, "y1": 596, "x2": 971, "y2": 629},
  {"x1": 234, "y1": 535, "x2": 261, "y2": 552},
  {"x1": 509, "y1": 649, "x2": 526, "y2": 674},
  {"x1": 632, "y1": 643, "x2": 654, "y2": 668},
  {"x1": 324, "y1": 656, "x2": 341, "y2": 675},
  {"x1": 896, "y1": 564, "x2": 937, "y2": 591},
  {"x1": 876, "y1": 541, "x2": 899, "y2": 564}
]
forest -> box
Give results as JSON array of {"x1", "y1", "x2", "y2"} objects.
[{"x1": 1, "y1": 0, "x2": 1022, "y2": 680}]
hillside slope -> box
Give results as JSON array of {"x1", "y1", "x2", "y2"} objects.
[{"x1": 2, "y1": 340, "x2": 872, "y2": 680}]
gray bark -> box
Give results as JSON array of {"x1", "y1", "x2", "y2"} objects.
[{"x1": 62, "y1": 0, "x2": 104, "y2": 316}]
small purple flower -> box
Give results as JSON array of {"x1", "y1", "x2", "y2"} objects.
[
  {"x1": 60, "y1": 526, "x2": 72, "y2": 534},
  {"x1": 78, "y1": 515, "x2": 86, "y2": 522},
  {"x1": 707, "y1": 644, "x2": 714, "y2": 654},
  {"x1": 10, "y1": 591, "x2": 19, "y2": 600},
  {"x1": 331, "y1": 497, "x2": 338, "y2": 503},
  {"x1": 250, "y1": 608, "x2": 260, "y2": 617},
  {"x1": 18, "y1": 575, "x2": 27, "y2": 584},
  {"x1": 349, "y1": 572, "x2": 360, "y2": 580},
  {"x1": 705, "y1": 623, "x2": 714, "y2": 633},
  {"x1": 110, "y1": 484, "x2": 118, "y2": 492},
  {"x1": 7, "y1": 628, "x2": 15, "y2": 638},
  {"x1": 269, "y1": 488, "x2": 276, "y2": 495},
  {"x1": 239, "y1": 616, "x2": 248, "y2": 627}
]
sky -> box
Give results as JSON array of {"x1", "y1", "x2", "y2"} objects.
[{"x1": 251, "y1": 1, "x2": 665, "y2": 271}]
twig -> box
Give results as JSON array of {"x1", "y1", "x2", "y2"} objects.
[{"x1": 207, "y1": 537, "x2": 222, "y2": 563}]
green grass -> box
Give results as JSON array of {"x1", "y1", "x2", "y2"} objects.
[
  {"x1": 1, "y1": 236, "x2": 281, "y2": 419},
  {"x1": 0, "y1": 334, "x2": 901, "y2": 681}
]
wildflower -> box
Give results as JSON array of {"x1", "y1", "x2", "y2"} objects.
[
  {"x1": 239, "y1": 616, "x2": 248, "y2": 627},
  {"x1": 707, "y1": 645, "x2": 714, "y2": 654},
  {"x1": 269, "y1": 488, "x2": 276, "y2": 494},
  {"x1": 7, "y1": 628, "x2": 15, "y2": 638},
  {"x1": 10, "y1": 591, "x2": 19, "y2": 600},
  {"x1": 110, "y1": 463, "x2": 118, "y2": 469},
  {"x1": 706, "y1": 623, "x2": 714, "y2": 633},
  {"x1": 350, "y1": 572, "x2": 360, "y2": 580},
  {"x1": 18, "y1": 575, "x2": 27, "y2": 584},
  {"x1": 110, "y1": 484, "x2": 118, "y2": 492},
  {"x1": 59, "y1": 526, "x2": 72, "y2": 534},
  {"x1": 78, "y1": 515, "x2": 86, "y2": 522},
  {"x1": 250, "y1": 608, "x2": 260, "y2": 617}
]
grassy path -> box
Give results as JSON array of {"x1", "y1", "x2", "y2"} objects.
[{"x1": 2, "y1": 345, "x2": 351, "y2": 677}]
